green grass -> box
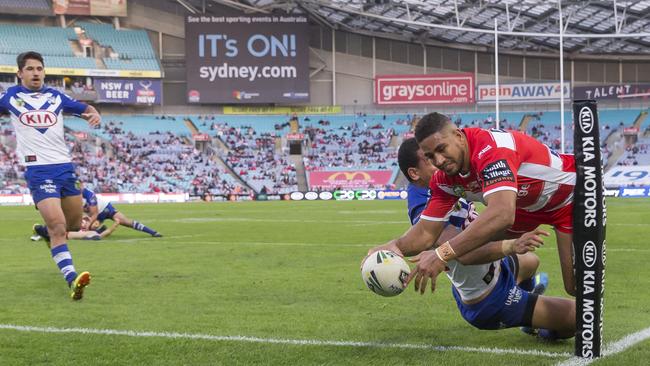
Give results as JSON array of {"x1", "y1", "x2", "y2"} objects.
[{"x1": 0, "y1": 199, "x2": 648, "y2": 365}]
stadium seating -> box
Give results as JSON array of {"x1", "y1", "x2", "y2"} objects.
[
  {"x1": 68, "y1": 118, "x2": 248, "y2": 195},
  {"x1": 0, "y1": 24, "x2": 76, "y2": 57},
  {"x1": 75, "y1": 21, "x2": 160, "y2": 72},
  {"x1": 0, "y1": 22, "x2": 159, "y2": 72},
  {"x1": 2, "y1": 110, "x2": 648, "y2": 194},
  {"x1": 76, "y1": 22, "x2": 156, "y2": 59},
  {"x1": 0, "y1": 0, "x2": 51, "y2": 16}
]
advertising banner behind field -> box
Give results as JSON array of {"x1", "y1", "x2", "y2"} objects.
[
  {"x1": 223, "y1": 105, "x2": 341, "y2": 114},
  {"x1": 94, "y1": 78, "x2": 162, "y2": 104},
  {"x1": 375, "y1": 73, "x2": 474, "y2": 105},
  {"x1": 53, "y1": 0, "x2": 127, "y2": 17},
  {"x1": 185, "y1": 14, "x2": 310, "y2": 104},
  {"x1": 309, "y1": 170, "x2": 393, "y2": 189},
  {"x1": 478, "y1": 82, "x2": 570, "y2": 103},
  {"x1": 603, "y1": 165, "x2": 650, "y2": 187},
  {"x1": 574, "y1": 83, "x2": 650, "y2": 101}
]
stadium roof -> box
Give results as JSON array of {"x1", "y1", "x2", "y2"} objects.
[{"x1": 185, "y1": 0, "x2": 650, "y2": 55}]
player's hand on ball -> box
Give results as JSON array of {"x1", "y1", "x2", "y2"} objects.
[
  {"x1": 405, "y1": 250, "x2": 447, "y2": 294},
  {"x1": 513, "y1": 228, "x2": 549, "y2": 254},
  {"x1": 362, "y1": 242, "x2": 404, "y2": 269}
]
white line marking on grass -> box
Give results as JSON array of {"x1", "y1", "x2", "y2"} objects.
[
  {"x1": 0, "y1": 324, "x2": 569, "y2": 358},
  {"x1": 166, "y1": 217, "x2": 406, "y2": 225},
  {"x1": 556, "y1": 326, "x2": 650, "y2": 366}
]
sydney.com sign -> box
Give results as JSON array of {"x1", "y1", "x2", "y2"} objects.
[{"x1": 477, "y1": 82, "x2": 571, "y2": 104}]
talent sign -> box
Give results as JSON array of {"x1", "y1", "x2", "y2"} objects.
[{"x1": 573, "y1": 83, "x2": 650, "y2": 101}]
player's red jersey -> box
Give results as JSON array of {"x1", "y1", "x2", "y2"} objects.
[{"x1": 420, "y1": 128, "x2": 576, "y2": 233}]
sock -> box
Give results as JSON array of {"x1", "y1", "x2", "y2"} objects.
[
  {"x1": 132, "y1": 220, "x2": 157, "y2": 235},
  {"x1": 519, "y1": 277, "x2": 535, "y2": 292},
  {"x1": 51, "y1": 244, "x2": 77, "y2": 285},
  {"x1": 35, "y1": 225, "x2": 51, "y2": 240}
]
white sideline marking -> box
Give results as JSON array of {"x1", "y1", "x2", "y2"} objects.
[
  {"x1": 159, "y1": 217, "x2": 650, "y2": 227},
  {"x1": 167, "y1": 217, "x2": 406, "y2": 225},
  {"x1": 0, "y1": 324, "x2": 568, "y2": 358},
  {"x1": 556, "y1": 326, "x2": 650, "y2": 366}
]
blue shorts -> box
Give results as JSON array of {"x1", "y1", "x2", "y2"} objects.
[
  {"x1": 24, "y1": 163, "x2": 81, "y2": 205},
  {"x1": 97, "y1": 203, "x2": 118, "y2": 222},
  {"x1": 451, "y1": 255, "x2": 538, "y2": 330}
]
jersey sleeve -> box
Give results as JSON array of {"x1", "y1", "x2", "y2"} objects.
[
  {"x1": 0, "y1": 92, "x2": 9, "y2": 114},
  {"x1": 474, "y1": 137, "x2": 520, "y2": 199},
  {"x1": 60, "y1": 92, "x2": 88, "y2": 115},
  {"x1": 83, "y1": 189, "x2": 98, "y2": 207},
  {"x1": 409, "y1": 202, "x2": 427, "y2": 225},
  {"x1": 419, "y1": 172, "x2": 459, "y2": 222}
]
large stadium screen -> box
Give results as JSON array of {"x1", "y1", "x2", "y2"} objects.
[{"x1": 185, "y1": 14, "x2": 310, "y2": 104}]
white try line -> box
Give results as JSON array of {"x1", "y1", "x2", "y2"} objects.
[
  {"x1": 556, "y1": 326, "x2": 650, "y2": 366},
  {"x1": 0, "y1": 324, "x2": 568, "y2": 358}
]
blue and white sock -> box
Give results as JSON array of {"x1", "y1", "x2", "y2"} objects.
[
  {"x1": 51, "y1": 244, "x2": 77, "y2": 285},
  {"x1": 132, "y1": 220, "x2": 157, "y2": 235}
]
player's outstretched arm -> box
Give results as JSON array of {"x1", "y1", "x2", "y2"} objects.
[
  {"x1": 405, "y1": 190, "x2": 518, "y2": 295},
  {"x1": 446, "y1": 190, "x2": 517, "y2": 258},
  {"x1": 367, "y1": 218, "x2": 445, "y2": 257},
  {"x1": 100, "y1": 219, "x2": 121, "y2": 239},
  {"x1": 66, "y1": 230, "x2": 89, "y2": 240},
  {"x1": 454, "y1": 229, "x2": 549, "y2": 265}
]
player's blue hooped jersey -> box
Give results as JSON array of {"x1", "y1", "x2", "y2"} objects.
[
  {"x1": 82, "y1": 187, "x2": 114, "y2": 220},
  {"x1": 81, "y1": 188, "x2": 98, "y2": 211},
  {"x1": 407, "y1": 182, "x2": 470, "y2": 228},
  {"x1": 407, "y1": 183, "x2": 430, "y2": 225},
  {"x1": 0, "y1": 85, "x2": 86, "y2": 166}
]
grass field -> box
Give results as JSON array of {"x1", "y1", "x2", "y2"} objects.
[{"x1": 0, "y1": 198, "x2": 648, "y2": 365}]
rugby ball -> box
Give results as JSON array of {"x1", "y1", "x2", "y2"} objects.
[{"x1": 361, "y1": 250, "x2": 410, "y2": 297}]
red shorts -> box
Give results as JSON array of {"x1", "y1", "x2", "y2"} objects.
[{"x1": 508, "y1": 203, "x2": 573, "y2": 234}]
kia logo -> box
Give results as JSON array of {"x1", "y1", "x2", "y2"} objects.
[
  {"x1": 582, "y1": 241, "x2": 597, "y2": 268},
  {"x1": 290, "y1": 192, "x2": 304, "y2": 201},
  {"x1": 19, "y1": 110, "x2": 57, "y2": 128},
  {"x1": 304, "y1": 192, "x2": 318, "y2": 200},
  {"x1": 579, "y1": 106, "x2": 594, "y2": 134}
]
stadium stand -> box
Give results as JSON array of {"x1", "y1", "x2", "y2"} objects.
[
  {"x1": 67, "y1": 117, "x2": 249, "y2": 196},
  {"x1": 0, "y1": 22, "x2": 160, "y2": 72}
]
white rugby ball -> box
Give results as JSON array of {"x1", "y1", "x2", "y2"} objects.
[{"x1": 361, "y1": 250, "x2": 410, "y2": 297}]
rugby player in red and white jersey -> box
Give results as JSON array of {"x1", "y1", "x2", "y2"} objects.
[{"x1": 369, "y1": 112, "x2": 578, "y2": 296}]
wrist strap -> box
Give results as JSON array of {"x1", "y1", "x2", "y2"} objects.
[
  {"x1": 434, "y1": 247, "x2": 447, "y2": 263},
  {"x1": 436, "y1": 241, "x2": 457, "y2": 262},
  {"x1": 502, "y1": 239, "x2": 516, "y2": 256}
]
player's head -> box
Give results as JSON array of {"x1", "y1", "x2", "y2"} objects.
[
  {"x1": 415, "y1": 112, "x2": 468, "y2": 176},
  {"x1": 80, "y1": 216, "x2": 91, "y2": 231},
  {"x1": 17, "y1": 51, "x2": 45, "y2": 91},
  {"x1": 398, "y1": 137, "x2": 436, "y2": 187}
]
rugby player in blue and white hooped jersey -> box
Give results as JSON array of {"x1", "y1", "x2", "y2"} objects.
[
  {"x1": 392, "y1": 138, "x2": 575, "y2": 339},
  {"x1": 0, "y1": 51, "x2": 100, "y2": 300}
]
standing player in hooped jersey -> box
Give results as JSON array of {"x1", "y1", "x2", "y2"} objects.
[
  {"x1": 371, "y1": 112, "x2": 578, "y2": 297},
  {"x1": 1, "y1": 51, "x2": 101, "y2": 300}
]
